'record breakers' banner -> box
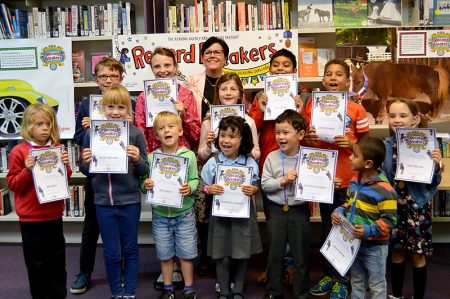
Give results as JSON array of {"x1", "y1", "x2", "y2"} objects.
[{"x1": 113, "y1": 30, "x2": 298, "y2": 91}]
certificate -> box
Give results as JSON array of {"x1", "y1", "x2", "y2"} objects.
[
  {"x1": 144, "y1": 78, "x2": 178, "y2": 127},
  {"x1": 395, "y1": 128, "x2": 436, "y2": 184},
  {"x1": 30, "y1": 146, "x2": 70, "y2": 204},
  {"x1": 320, "y1": 214, "x2": 361, "y2": 277},
  {"x1": 212, "y1": 164, "x2": 252, "y2": 218},
  {"x1": 89, "y1": 94, "x2": 105, "y2": 120},
  {"x1": 89, "y1": 120, "x2": 129, "y2": 173},
  {"x1": 295, "y1": 147, "x2": 338, "y2": 203},
  {"x1": 264, "y1": 74, "x2": 297, "y2": 120},
  {"x1": 146, "y1": 153, "x2": 189, "y2": 208},
  {"x1": 210, "y1": 104, "x2": 245, "y2": 133},
  {"x1": 311, "y1": 91, "x2": 347, "y2": 142}
]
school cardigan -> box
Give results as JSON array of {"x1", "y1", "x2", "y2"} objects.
[
  {"x1": 7, "y1": 142, "x2": 72, "y2": 222},
  {"x1": 335, "y1": 171, "x2": 398, "y2": 243}
]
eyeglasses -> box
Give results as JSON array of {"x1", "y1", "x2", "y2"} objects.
[
  {"x1": 204, "y1": 50, "x2": 224, "y2": 57},
  {"x1": 97, "y1": 74, "x2": 121, "y2": 81}
]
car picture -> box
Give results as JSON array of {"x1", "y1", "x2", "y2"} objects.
[{"x1": 0, "y1": 79, "x2": 59, "y2": 137}]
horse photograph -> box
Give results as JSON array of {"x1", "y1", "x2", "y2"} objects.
[
  {"x1": 315, "y1": 8, "x2": 331, "y2": 22},
  {"x1": 298, "y1": 4, "x2": 312, "y2": 23},
  {"x1": 351, "y1": 61, "x2": 450, "y2": 124},
  {"x1": 297, "y1": 1, "x2": 333, "y2": 28}
]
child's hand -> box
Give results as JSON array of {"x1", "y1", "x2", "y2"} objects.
[
  {"x1": 331, "y1": 212, "x2": 342, "y2": 226},
  {"x1": 126, "y1": 145, "x2": 140, "y2": 163},
  {"x1": 82, "y1": 116, "x2": 91, "y2": 130},
  {"x1": 241, "y1": 185, "x2": 259, "y2": 196},
  {"x1": 82, "y1": 148, "x2": 92, "y2": 163},
  {"x1": 144, "y1": 178, "x2": 154, "y2": 190},
  {"x1": 174, "y1": 101, "x2": 186, "y2": 115},
  {"x1": 353, "y1": 224, "x2": 365, "y2": 239},
  {"x1": 208, "y1": 184, "x2": 224, "y2": 195},
  {"x1": 179, "y1": 183, "x2": 191, "y2": 196},
  {"x1": 304, "y1": 127, "x2": 319, "y2": 146},
  {"x1": 25, "y1": 155, "x2": 36, "y2": 170},
  {"x1": 206, "y1": 130, "x2": 215, "y2": 148},
  {"x1": 281, "y1": 170, "x2": 297, "y2": 187},
  {"x1": 258, "y1": 93, "x2": 268, "y2": 113},
  {"x1": 334, "y1": 177, "x2": 342, "y2": 189},
  {"x1": 432, "y1": 149, "x2": 442, "y2": 168},
  {"x1": 294, "y1": 95, "x2": 304, "y2": 113},
  {"x1": 126, "y1": 113, "x2": 134, "y2": 123},
  {"x1": 334, "y1": 135, "x2": 353, "y2": 149},
  {"x1": 61, "y1": 149, "x2": 70, "y2": 165}
]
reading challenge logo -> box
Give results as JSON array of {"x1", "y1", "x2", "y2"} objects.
[
  {"x1": 317, "y1": 94, "x2": 341, "y2": 116},
  {"x1": 40, "y1": 45, "x2": 65, "y2": 70},
  {"x1": 401, "y1": 131, "x2": 429, "y2": 153},
  {"x1": 36, "y1": 151, "x2": 59, "y2": 173},
  {"x1": 96, "y1": 122, "x2": 122, "y2": 145},
  {"x1": 428, "y1": 32, "x2": 450, "y2": 56},
  {"x1": 268, "y1": 77, "x2": 292, "y2": 97},
  {"x1": 220, "y1": 168, "x2": 246, "y2": 190},
  {"x1": 157, "y1": 157, "x2": 181, "y2": 179},
  {"x1": 306, "y1": 152, "x2": 329, "y2": 174},
  {"x1": 213, "y1": 107, "x2": 241, "y2": 120},
  {"x1": 148, "y1": 81, "x2": 173, "y2": 102}
]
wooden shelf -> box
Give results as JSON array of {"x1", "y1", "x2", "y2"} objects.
[
  {"x1": 438, "y1": 159, "x2": 450, "y2": 191},
  {"x1": 432, "y1": 216, "x2": 450, "y2": 223}
]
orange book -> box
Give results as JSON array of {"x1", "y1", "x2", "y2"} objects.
[
  {"x1": 298, "y1": 37, "x2": 319, "y2": 77},
  {"x1": 237, "y1": 2, "x2": 246, "y2": 31}
]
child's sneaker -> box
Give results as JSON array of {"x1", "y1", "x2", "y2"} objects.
[
  {"x1": 159, "y1": 289, "x2": 176, "y2": 299},
  {"x1": 183, "y1": 289, "x2": 197, "y2": 299},
  {"x1": 330, "y1": 282, "x2": 348, "y2": 299},
  {"x1": 309, "y1": 275, "x2": 333, "y2": 296}
]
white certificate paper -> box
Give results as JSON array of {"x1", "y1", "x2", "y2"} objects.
[
  {"x1": 146, "y1": 153, "x2": 189, "y2": 208},
  {"x1": 89, "y1": 120, "x2": 129, "y2": 173},
  {"x1": 31, "y1": 146, "x2": 70, "y2": 204},
  {"x1": 311, "y1": 91, "x2": 347, "y2": 142},
  {"x1": 320, "y1": 214, "x2": 361, "y2": 277},
  {"x1": 395, "y1": 128, "x2": 436, "y2": 184},
  {"x1": 295, "y1": 147, "x2": 338, "y2": 203},
  {"x1": 144, "y1": 78, "x2": 178, "y2": 127},
  {"x1": 212, "y1": 164, "x2": 252, "y2": 218},
  {"x1": 89, "y1": 94, "x2": 105, "y2": 120},
  {"x1": 210, "y1": 104, "x2": 245, "y2": 134},
  {"x1": 264, "y1": 74, "x2": 297, "y2": 120}
]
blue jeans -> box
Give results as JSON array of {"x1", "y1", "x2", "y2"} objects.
[
  {"x1": 351, "y1": 242, "x2": 388, "y2": 299},
  {"x1": 96, "y1": 203, "x2": 141, "y2": 297}
]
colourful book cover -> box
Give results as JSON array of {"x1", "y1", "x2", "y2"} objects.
[
  {"x1": 433, "y1": 0, "x2": 450, "y2": 24},
  {"x1": 90, "y1": 52, "x2": 111, "y2": 80},
  {"x1": 298, "y1": 37, "x2": 319, "y2": 77},
  {"x1": 298, "y1": 0, "x2": 333, "y2": 28},
  {"x1": 72, "y1": 50, "x2": 86, "y2": 83},
  {"x1": 333, "y1": 0, "x2": 368, "y2": 27},
  {"x1": 367, "y1": 0, "x2": 401, "y2": 26}
]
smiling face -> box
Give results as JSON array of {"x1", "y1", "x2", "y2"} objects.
[
  {"x1": 202, "y1": 42, "x2": 226, "y2": 74},
  {"x1": 269, "y1": 55, "x2": 296, "y2": 75},
  {"x1": 275, "y1": 121, "x2": 304, "y2": 156},
  {"x1": 388, "y1": 102, "x2": 420, "y2": 132},
  {"x1": 95, "y1": 66, "x2": 123, "y2": 93},
  {"x1": 103, "y1": 103, "x2": 129, "y2": 121},
  {"x1": 218, "y1": 80, "x2": 242, "y2": 105},
  {"x1": 218, "y1": 127, "x2": 242, "y2": 160},
  {"x1": 154, "y1": 118, "x2": 183, "y2": 151},
  {"x1": 31, "y1": 112, "x2": 51, "y2": 146},
  {"x1": 322, "y1": 63, "x2": 350, "y2": 92},
  {"x1": 151, "y1": 54, "x2": 177, "y2": 78}
]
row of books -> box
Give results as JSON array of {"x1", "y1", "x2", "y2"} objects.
[
  {"x1": 437, "y1": 134, "x2": 450, "y2": 158},
  {"x1": 0, "y1": 1, "x2": 134, "y2": 39},
  {"x1": 166, "y1": 0, "x2": 291, "y2": 33},
  {"x1": 433, "y1": 191, "x2": 450, "y2": 217},
  {"x1": 66, "y1": 185, "x2": 85, "y2": 217}
]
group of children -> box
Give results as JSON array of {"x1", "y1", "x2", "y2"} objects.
[{"x1": 6, "y1": 41, "x2": 443, "y2": 299}]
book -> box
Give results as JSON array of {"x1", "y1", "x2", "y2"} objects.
[
  {"x1": 298, "y1": 37, "x2": 319, "y2": 77},
  {"x1": 0, "y1": 188, "x2": 12, "y2": 216},
  {"x1": 367, "y1": 0, "x2": 402, "y2": 26},
  {"x1": 91, "y1": 52, "x2": 111, "y2": 80},
  {"x1": 333, "y1": 0, "x2": 368, "y2": 27},
  {"x1": 317, "y1": 48, "x2": 335, "y2": 77},
  {"x1": 298, "y1": 0, "x2": 333, "y2": 28},
  {"x1": 433, "y1": 0, "x2": 450, "y2": 24},
  {"x1": 72, "y1": 50, "x2": 86, "y2": 83}
]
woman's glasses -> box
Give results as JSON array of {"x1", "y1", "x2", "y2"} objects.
[{"x1": 203, "y1": 50, "x2": 224, "y2": 57}]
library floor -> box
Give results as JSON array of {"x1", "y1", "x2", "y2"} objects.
[{"x1": 0, "y1": 243, "x2": 449, "y2": 298}]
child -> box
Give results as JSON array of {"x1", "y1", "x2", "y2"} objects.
[
  {"x1": 142, "y1": 111, "x2": 199, "y2": 299},
  {"x1": 7, "y1": 103, "x2": 72, "y2": 299},
  {"x1": 261, "y1": 109, "x2": 309, "y2": 299},
  {"x1": 201, "y1": 116, "x2": 262, "y2": 299},
  {"x1": 332, "y1": 137, "x2": 398, "y2": 299},
  {"x1": 305, "y1": 59, "x2": 370, "y2": 298},
  {"x1": 198, "y1": 72, "x2": 260, "y2": 162},
  {"x1": 80, "y1": 85, "x2": 149, "y2": 299},
  {"x1": 71, "y1": 57, "x2": 125, "y2": 294},
  {"x1": 383, "y1": 98, "x2": 442, "y2": 299},
  {"x1": 134, "y1": 47, "x2": 200, "y2": 154}
]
